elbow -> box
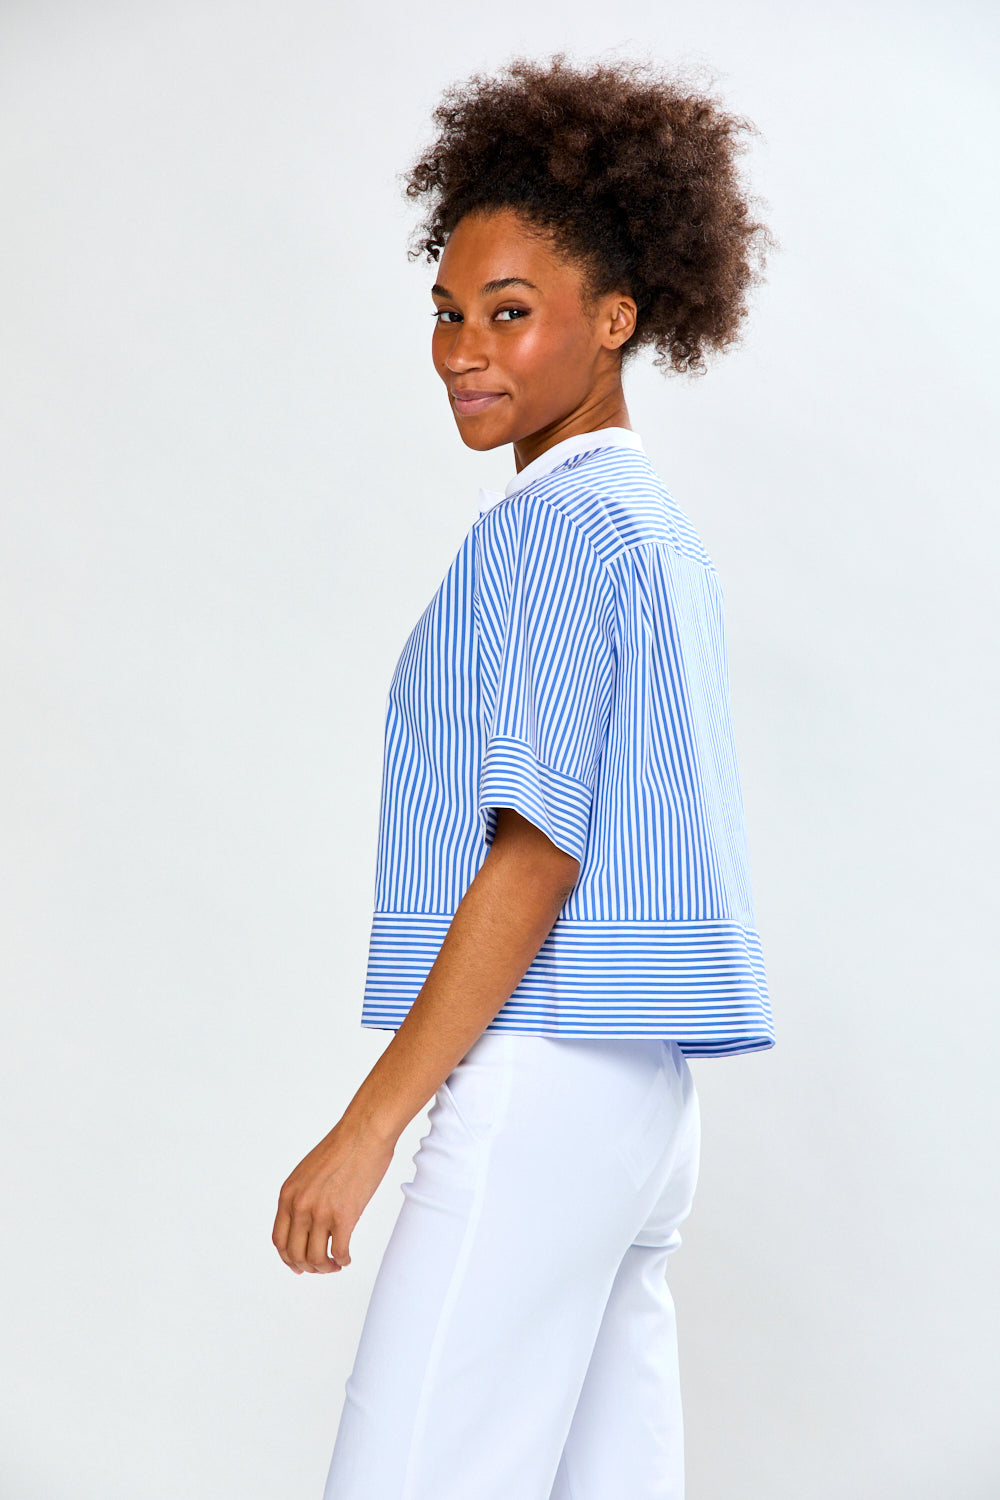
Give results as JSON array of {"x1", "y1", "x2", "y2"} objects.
[
  {"x1": 490, "y1": 806, "x2": 582, "y2": 897},
  {"x1": 553, "y1": 852, "x2": 581, "y2": 898}
]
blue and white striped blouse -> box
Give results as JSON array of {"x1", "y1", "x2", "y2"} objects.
[{"x1": 360, "y1": 427, "x2": 774, "y2": 1055}]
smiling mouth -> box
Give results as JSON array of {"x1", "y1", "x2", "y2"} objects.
[{"x1": 451, "y1": 390, "x2": 507, "y2": 414}]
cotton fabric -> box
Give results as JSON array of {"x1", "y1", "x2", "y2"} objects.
[
  {"x1": 360, "y1": 428, "x2": 774, "y2": 1054},
  {"x1": 322, "y1": 1030, "x2": 701, "y2": 1500}
]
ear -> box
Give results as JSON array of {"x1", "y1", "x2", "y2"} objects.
[{"x1": 603, "y1": 294, "x2": 638, "y2": 351}]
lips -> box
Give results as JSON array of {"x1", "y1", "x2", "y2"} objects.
[{"x1": 451, "y1": 389, "x2": 507, "y2": 415}]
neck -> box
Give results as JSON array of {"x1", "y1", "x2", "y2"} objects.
[{"x1": 512, "y1": 392, "x2": 631, "y2": 473}]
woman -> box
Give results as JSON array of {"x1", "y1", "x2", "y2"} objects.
[{"x1": 273, "y1": 53, "x2": 775, "y2": 1500}]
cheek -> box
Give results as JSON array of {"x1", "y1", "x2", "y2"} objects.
[
  {"x1": 510, "y1": 319, "x2": 589, "y2": 388},
  {"x1": 430, "y1": 327, "x2": 450, "y2": 376}
]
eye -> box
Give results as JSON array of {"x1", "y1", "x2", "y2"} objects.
[
  {"x1": 495, "y1": 307, "x2": 528, "y2": 321},
  {"x1": 431, "y1": 308, "x2": 461, "y2": 323}
]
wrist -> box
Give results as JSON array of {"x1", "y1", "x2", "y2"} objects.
[{"x1": 341, "y1": 1087, "x2": 405, "y2": 1150}]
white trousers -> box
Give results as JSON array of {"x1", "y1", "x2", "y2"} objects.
[{"x1": 322, "y1": 1031, "x2": 701, "y2": 1500}]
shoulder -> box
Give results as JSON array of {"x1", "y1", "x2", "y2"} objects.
[
  {"x1": 472, "y1": 481, "x2": 611, "y2": 586},
  {"x1": 480, "y1": 447, "x2": 713, "y2": 572}
]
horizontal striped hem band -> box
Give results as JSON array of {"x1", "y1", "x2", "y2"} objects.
[{"x1": 360, "y1": 911, "x2": 774, "y2": 1057}]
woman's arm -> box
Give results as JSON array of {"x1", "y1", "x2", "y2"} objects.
[{"x1": 271, "y1": 807, "x2": 580, "y2": 1274}]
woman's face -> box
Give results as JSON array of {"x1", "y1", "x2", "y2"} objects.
[{"x1": 430, "y1": 207, "x2": 636, "y2": 466}]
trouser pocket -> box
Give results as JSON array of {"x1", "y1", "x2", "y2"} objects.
[
  {"x1": 613, "y1": 1054, "x2": 681, "y2": 1191},
  {"x1": 436, "y1": 1032, "x2": 514, "y2": 1146}
]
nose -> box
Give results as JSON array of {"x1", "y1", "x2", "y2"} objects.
[{"x1": 442, "y1": 321, "x2": 488, "y2": 373}]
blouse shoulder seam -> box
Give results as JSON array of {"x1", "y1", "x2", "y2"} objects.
[{"x1": 475, "y1": 482, "x2": 616, "y2": 594}]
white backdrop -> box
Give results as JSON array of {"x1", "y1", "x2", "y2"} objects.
[{"x1": 2, "y1": 2, "x2": 998, "y2": 1496}]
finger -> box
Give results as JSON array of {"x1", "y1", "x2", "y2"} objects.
[
  {"x1": 305, "y1": 1218, "x2": 342, "y2": 1273},
  {"x1": 285, "y1": 1210, "x2": 314, "y2": 1272},
  {"x1": 329, "y1": 1226, "x2": 352, "y2": 1270},
  {"x1": 272, "y1": 1207, "x2": 300, "y2": 1271},
  {"x1": 273, "y1": 1176, "x2": 308, "y2": 1267}
]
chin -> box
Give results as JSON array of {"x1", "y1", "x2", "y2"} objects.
[{"x1": 452, "y1": 420, "x2": 514, "y2": 453}]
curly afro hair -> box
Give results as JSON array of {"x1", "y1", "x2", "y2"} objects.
[{"x1": 404, "y1": 53, "x2": 775, "y2": 376}]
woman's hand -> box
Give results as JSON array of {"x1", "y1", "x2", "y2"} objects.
[
  {"x1": 273, "y1": 815, "x2": 576, "y2": 1274},
  {"x1": 272, "y1": 1116, "x2": 396, "y2": 1274}
]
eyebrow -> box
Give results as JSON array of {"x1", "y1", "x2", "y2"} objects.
[{"x1": 430, "y1": 277, "x2": 540, "y2": 299}]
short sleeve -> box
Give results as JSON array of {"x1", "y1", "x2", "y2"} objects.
[{"x1": 473, "y1": 495, "x2": 616, "y2": 863}]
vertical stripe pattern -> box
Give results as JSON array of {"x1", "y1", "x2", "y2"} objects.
[{"x1": 362, "y1": 438, "x2": 773, "y2": 1055}]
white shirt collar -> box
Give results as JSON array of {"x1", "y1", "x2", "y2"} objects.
[{"x1": 505, "y1": 426, "x2": 644, "y2": 497}]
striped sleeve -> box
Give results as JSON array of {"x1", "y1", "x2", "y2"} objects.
[{"x1": 472, "y1": 495, "x2": 616, "y2": 864}]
